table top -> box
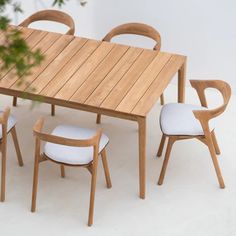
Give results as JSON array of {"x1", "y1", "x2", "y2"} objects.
[{"x1": 0, "y1": 27, "x2": 186, "y2": 117}]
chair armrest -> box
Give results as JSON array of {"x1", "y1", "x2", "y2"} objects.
[
  {"x1": 190, "y1": 79, "x2": 231, "y2": 134},
  {"x1": 190, "y1": 79, "x2": 231, "y2": 108}
]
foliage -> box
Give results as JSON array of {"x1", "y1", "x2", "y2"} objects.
[
  {"x1": 0, "y1": 0, "x2": 86, "y2": 88},
  {"x1": 0, "y1": 1, "x2": 44, "y2": 83},
  {"x1": 53, "y1": 0, "x2": 68, "y2": 7},
  {"x1": 53, "y1": 0, "x2": 87, "y2": 7}
]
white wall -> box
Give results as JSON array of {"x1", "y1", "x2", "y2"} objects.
[{"x1": 13, "y1": 0, "x2": 236, "y2": 93}]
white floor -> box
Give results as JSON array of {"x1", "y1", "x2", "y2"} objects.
[{"x1": 0, "y1": 84, "x2": 235, "y2": 236}]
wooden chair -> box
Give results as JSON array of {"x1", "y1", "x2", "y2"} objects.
[
  {"x1": 0, "y1": 107, "x2": 23, "y2": 202},
  {"x1": 13, "y1": 10, "x2": 75, "y2": 116},
  {"x1": 96, "y1": 22, "x2": 163, "y2": 124},
  {"x1": 31, "y1": 118, "x2": 112, "y2": 226},
  {"x1": 157, "y1": 80, "x2": 231, "y2": 188}
]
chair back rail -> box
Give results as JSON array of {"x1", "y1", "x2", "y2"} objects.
[
  {"x1": 19, "y1": 10, "x2": 75, "y2": 35},
  {"x1": 33, "y1": 118, "x2": 102, "y2": 148},
  {"x1": 103, "y1": 22, "x2": 161, "y2": 51}
]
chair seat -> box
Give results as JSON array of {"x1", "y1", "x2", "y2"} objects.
[
  {"x1": 160, "y1": 103, "x2": 215, "y2": 136},
  {"x1": 0, "y1": 111, "x2": 16, "y2": 138},
  {"x1": 44, "y1": 125, "x2": 109, "y2": 165}
]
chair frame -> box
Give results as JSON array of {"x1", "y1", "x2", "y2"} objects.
[
  {"x1": 13, "y1": 10, "x2": 75, "y2": 116},
  {"x1": 157, "y1": 80, "x2": 231, "y2": 188},
  {"x1": 31, "y1": 118, "x2": 112, "y2": 226},
  {"x1": 96, "y1": 22, "x2": 163, "y2": 124},
  {"x1": 0, "y1": 107, "x2": 23, "y2": 202}
]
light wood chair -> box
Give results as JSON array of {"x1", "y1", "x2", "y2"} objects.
[
  {"x1": 13, "y1": 10, "x2": 75, "y2": 116},
  {"x1": 157, "y1": 80, "x2": 231, "y2": 188},
  {"x1": 0, "y1": 107, "x2": 23, "y2": 202},
  {"x1": 96, "y1": 22, "x2": 163, "y2": 124},
  {"x1": 31, "y1": 118, "x2": 112, "y2": 226}
]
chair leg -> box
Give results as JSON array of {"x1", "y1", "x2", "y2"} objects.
[
  {"x1": 96, "y1": 114, "x2": 101, "y2": 124},
  {"x1": 51, "y1": 105, "x2": 55, "y2": 116},
  {"x1": 160, "y1": 93, "x2": 164, "y2": 105},
  {"x1": 157, "y1": 134, "x2": 166, "y2": 157},
  {"x1": 158, "y1": 137, "x2": 175, "y2": 185},
  {"x1": 211, "y1": 131, "x2": 221, "y2": 155},
  {"x1": 206, "y1": 135, "x2": 225, "y2": 188},
  {"x1": 1, "y1": 147, "x2": 7, "y2": 202},
  {"x1": 31, "y1": 154, "x2": 40, "y2": 212},
  {"x1": 60, "y1": 165, "x2": 65, "y2": 178},
  {"x1": 11, "y1": 127, "x2": 23, "y2": 167},
  {"x1": 12, "y1": 97, "x2": 17, "y2": 107},
  {"x1": 88, "y1": 160, "x2": 98, "y2": 226},
  {"x1": 101, "y1": 149, "x2": 112, "y2": 188}
]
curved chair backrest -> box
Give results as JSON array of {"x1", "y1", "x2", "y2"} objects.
[
  {"x1": 102, "y1": 23, "x2": 161, "y2": 51},
  {"x1": 33, "y1": 118, "x2": 101, "y2": 152},
  {"x1": 190, "y1": 80, "x2": 231, "y2": 120},
  {"x1": 19, "y1": 10, "x2": 75, "y2": 35}
]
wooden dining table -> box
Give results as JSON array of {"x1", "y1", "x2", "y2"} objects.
[{"x1": 0, "y1": 26, "x2": 186, "y2": 199}]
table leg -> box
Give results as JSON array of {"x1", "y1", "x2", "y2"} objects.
[
  {"x1": 178, "y1": 61, "x2": 187, "y2": 103},
  {"x1": 137, "y1": 117, "x2": 146, "y2": 199}
]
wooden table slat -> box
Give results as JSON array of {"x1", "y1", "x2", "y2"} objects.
[
  {"x1": 40, "y1": 39, "x2": 100, "y2": 97},
  {"x1": 70, "y1": 44, "x2": 129, "y2": 103},
  {"x1": 29, "y1": 37, "x2": 87, "y2": 94},
  {"x1": 12, "y1": 34, "x2": 73, "y2": 92},
  {"x1": 0, "y1": 31, "x2": 57, "y2": 88},
  {"x1": 55, "y1": 41, "x2": 114, "y2": 100},
  {"x1": 132, "y1": 55, "x2": 186, "y2": 116},
  {"x1": 21, "y1": 29, "x2": 48, "y2": 48},
  {"x1": 0, "y1": 27, "x2": 34, "y2": 72},
  {"x1": 17, "y1": 26, "x2": 34, "y2": 37},
  {"x1": 116, "y1": 52, "x2": 172, "y2": 113},
  {"x1": 100, "y1": 50, "x2": 157, "y2": 110},
  {"x1": 85, "y1": 47, "x2": 143, "y2": 107},
  {"x1": 0, "y1": 26, "x2": 32, "y2": 42}
]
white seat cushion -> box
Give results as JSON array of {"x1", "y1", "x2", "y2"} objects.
[
  {"x1": 0, "y1": 111, "x2": 17, "y2": 139},
  {"x1": 160, "y1": 103, "x2": 215, "y2": 136},
  {"x1": 44, "y1": 125, "x2": 109, "y2": 165}
]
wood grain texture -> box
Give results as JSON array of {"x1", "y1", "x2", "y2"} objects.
[
  {"x1": 0, "y1": 28, "x2": 40, "y2": 75},
  {"x1": 85, "y1": 47, "x2": 143, "y2": 107},
  {"x1": 132, "y1": 55, "x2": 186, "y2": 116},
  {"x1": 0, "y1": 31, "x2": 61, "y2": 89},
  {"x1": 0, "y1": 26, "x2": 33, "y2": 45},
  {"x1": 100, "y1": 50, "x2": 157, "y2": 110},
  {"x1": 70, "y1": 44, "x2": 129, "y2": 103},
  {"x1": 116, "y1": 52, "x2": 171, "y2": 113},
  {"x1": 29, "y1": 37, "x2": 86, "y2": 94},
  {"x1": 40, "y1": 39, "x2": 99, "y2": 97},
  {"x1": 55, "y1": 41, "x2": 114, "y2": 100},
  {"x1": 19, "y1": 34, "x2": 74, "y2": 92}
]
